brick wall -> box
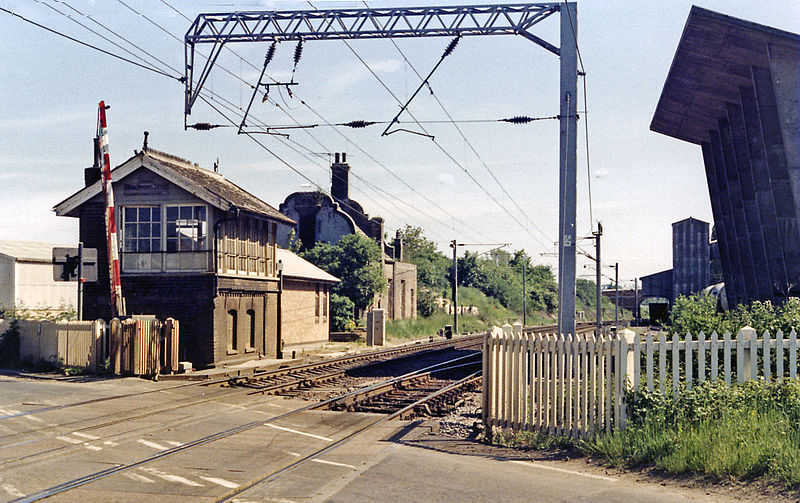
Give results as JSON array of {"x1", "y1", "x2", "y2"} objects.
[
  {"x1": 282, "y1": 279, "x2": 329, "y2": 346},
  {"x1": 79, "y1": 201, "x2": 112, "y2": 321}
]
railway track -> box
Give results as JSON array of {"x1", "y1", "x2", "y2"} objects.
[
  {"x1": 10, "y1": 350, "x2": 483, "y2": 502},
  {"x1": 4, "y1": 322, "x2": 599, "y2": 501},
  {"x1": 0, "y1": 334, "x2": 482, "y2": 472}
]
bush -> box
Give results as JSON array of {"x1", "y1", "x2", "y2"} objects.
[
  {"x1": 417, "y1": 287, "x2": 438, "y2": 317},
  {"x1": 670, "y1": 294, "x2": 800, "y2": 335},
  {"x1": 0, "y1": 320, "x2": 20, "y2": 366},
  {"x1": 329, "y1": 294, "x2": 355, "y2": 332},
  {"x1": 580, "y1": 379, "x2": 800, "y2": 488}
]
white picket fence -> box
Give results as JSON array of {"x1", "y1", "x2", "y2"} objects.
[{"x1": 482, "y1": 323, "x2": 800, "y2": 439}]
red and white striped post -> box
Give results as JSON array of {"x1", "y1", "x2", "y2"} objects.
[{"x1": 97, "y1": 101, "x2": 126, "y2": 317}]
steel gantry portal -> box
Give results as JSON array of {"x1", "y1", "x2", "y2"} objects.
[{"x1": 183, "y1": 2, "x2": 579, "y2": 337}]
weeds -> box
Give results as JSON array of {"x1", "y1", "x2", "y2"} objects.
[{"x1": 579, "y1": 379, "x2": 800, "y2": 488}]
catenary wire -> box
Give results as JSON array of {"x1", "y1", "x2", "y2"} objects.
[
  {"x1": 158, "y1": 0, "x2": 493, "y2": 243},
  {"x1": 0, "y1": 5, "x2": 180, "y2": 81},
  {"x1": 63, "y1": 0, "x2": 467, "y2": 242},
  {"x1": 365, "y1": 0, "x2": 556, "y2": 248}
]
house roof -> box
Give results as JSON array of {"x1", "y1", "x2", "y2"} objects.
[
  {"x1": 650, "y1": 6, "x2": 800, "y2": 145},
  {"x1": 0, "y1": 240, "x2": 70, "y2": 262},
  {"x1": 276, "y1": 248, "x2": 340, "y2": 284},
  {"x1": 54, "y1": 148, "x2": 295, "y2": 225}
]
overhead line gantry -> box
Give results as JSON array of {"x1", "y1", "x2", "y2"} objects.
[{"x1": 183, "y1": 2, "x2": 579, "y2": 336}]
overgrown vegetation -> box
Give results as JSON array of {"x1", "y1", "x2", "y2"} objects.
[
  {"x1": 387, "y1": 287, "x2": 522, "y2": 339},
  {"x1": 488, "y1": 379, "x2": 800, "y2": 490},
  {"x1": 0, "y1": 301, "x2": 76, "y2": 321},
  {"x1": 395, "y1": 225, "x2": 599, "y2": 323},
  {"x1": 670, "y1": 294, "x2": 800, "y2": 335},
  {"x1": 580, "y1": 380, "x2": 800, "y2": 488},
  {"x1": 302, "y1": 233, "x2": 385, "y2": 330}
]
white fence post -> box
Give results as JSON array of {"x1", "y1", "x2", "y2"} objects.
[{"x1": 737, "y1": 327, "x2": 755, "y2": 382}]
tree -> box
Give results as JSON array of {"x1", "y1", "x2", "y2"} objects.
[
  {"x1": 301, "y1": 234, "x2": 385, "y2": 312},
  {"x1": 396, "y1": 225, "x2": 450, "y2": 292},
  {"x1": 329, "y1": 294, "x2": 355, "y2": 332}
]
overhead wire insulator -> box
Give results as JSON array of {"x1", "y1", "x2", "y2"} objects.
[
  {"x1": 340, "y1": 120, "x2": 377, "y2": 129},
  {"x1": 187, "y1": 123, "x2": 223, "y2": 130},
  {"x1": 501, "y1": 116, "x2": 535, "y2": 124},
  {"x1": 293, "y1": 40, "x2": 303, "y2": 67},
  {"x1": 265, "y1": 41, "x2": 277, "y2": 66},
  {"x1": 442, "y1": 35, "x2": 460, "y2": 58}
]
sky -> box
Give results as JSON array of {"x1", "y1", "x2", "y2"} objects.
[{"x1": 1, "y1": 0, "x2": 798, "y2": 289}]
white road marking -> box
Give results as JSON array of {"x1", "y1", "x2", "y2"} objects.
[
  {"x1": 47, "y1": 423, "x2": 58, "y2": 427},
  {"x1": 264, "y1": 424, "x2": 332, "y2": 442},
  {"x1": 123, "y1": 473, "x2": 155, "y2": 484},
  {"x1": 103, "y1": 440, "x2": 119, "y2": 446},
  {"x1": 0, "y1": 408, "x2": 42, "y2": 422},
  {"x1": 164, "y1": 440, "x2": 183, "y2": 447},
  {"x1": 263, "y1": 402, "x2": 292, "y2": 410},
  {"x1": 57, "y1": 436, "x2": 83, "y2": 445},
  {"x1": 285, "y1": 451, "x2": 301, "y2": 457},
  {"x1": 83, "y1": 444, "x2": 102, "y2": 451},
  {"x1": 1, "y1": 483, "x2": 25, "y2": 498},
  {"x1": 220, "y1": 402, "x2": 271, "y2": 415},
  {"x1": 139, "y1": 468, "x2": 203, "y2": 487},
  {"x1": 312, "y1": 458, "x2": 357, "y2": 469},
  {"x1": 508, "y1": 460, "x2": 618, "y2": 481},
  {"x1": 137, "y1": 439, "x2": 168, "y2": 450},
  {"x1": 72, "y1": 432, "x2": 100, "y2": 440},
  {"x1": 199, "y1": 476, "x2": 239, "y2": 488}
]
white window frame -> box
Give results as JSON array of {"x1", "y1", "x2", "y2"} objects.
[{"x1": 119, "y1": 203, "x2": 209, "y2": 273}]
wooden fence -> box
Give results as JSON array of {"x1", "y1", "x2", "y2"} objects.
[
  {"x1": 482, "y1": 323, "x2": 800, "y2": 439},
  {"x1": 1, "y1": 317, "x2": 179, "y2": 375},
  {"x1": 109, "y1": 318, "x2": 179, "y2": 376}
]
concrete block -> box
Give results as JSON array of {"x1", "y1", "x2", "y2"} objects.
[{"x1": 367, "y1": 309, "x2": 385, "y2": 346}]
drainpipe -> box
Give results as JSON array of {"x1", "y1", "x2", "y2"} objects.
[{"x1": 276, "y1": 260, "x2": 284, "y2": 358}]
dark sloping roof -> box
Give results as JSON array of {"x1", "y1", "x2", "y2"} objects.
[
  {"x1": 650, "y1": 6, "x2": 800, "y2": 145},
  {"x1": 143, "y1": 149, "x2": 294, "y2": 224},
  {"x1": 54, "y1": 147, "x2": 295, "y2": 225}
]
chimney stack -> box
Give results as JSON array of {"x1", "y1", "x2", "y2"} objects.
[
  {"x1": 331, "y1": 151, "x2": 350, "y2": 201},
  {"x1": 84, "y1": 138, "x2": 101, "y2": 187},
  {"x1": 393, "y1": 230, "x2": 404, "y2": 262}
]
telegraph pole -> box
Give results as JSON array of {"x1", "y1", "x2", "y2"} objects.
[
  {"x1": 450, "y1": 240, "x2": 458, "y2": 334},
  {"x1": 593, "y1": 224, "x2": 602, "y2": 335},
  {"x1": 522, "y1": 262, "x2": 527, "y2": 327},
  {"x1": 614, "y1": 263, "x2": 619, "y2": 328},
  {"x1": 634, "y1": 277, "x2": 640, "y2": 326},
  {"x1": 77, "y1": 242, "x2": 84, "y2": 321}
]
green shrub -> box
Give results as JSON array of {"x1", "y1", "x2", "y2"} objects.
[
  {"x1": 670, "y1": 294, "x2": 800, "y2": 335},
  {"x1": 329, "y1": 294, "x2": 355, "y2": 332},
  {"x1": 0, "y1": 320, "x2": 20, "y2": 366},
  {"x1": 580, "y1": 379, "x2": 800, "y2": 488}
]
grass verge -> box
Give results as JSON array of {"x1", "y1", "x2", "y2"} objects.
[{"x1": 487, "y1": 379, "x2": 800, "y2": 490}]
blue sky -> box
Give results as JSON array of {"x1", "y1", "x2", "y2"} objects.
[{"x1": 1, "y1": 0, "x2": 798, "y2": 287}]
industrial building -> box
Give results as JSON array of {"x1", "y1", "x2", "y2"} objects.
[
  {"x1": 651, "y1": 7, "x2": 800, "y2": 307},
  {"x1": 278, "y1": 153, "x2": 417, "y2": 321},
  {"x1": 672, "y1": 217, "x2": 711, "y2": 300},
  {"x1": 0, "y1": 240, "x2": 77, "y2": 318},
  {"x1": 53, "y1": 143, "x2": 339, "y2": 368}
]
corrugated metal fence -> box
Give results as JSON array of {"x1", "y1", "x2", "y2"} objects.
[
  {"x1": 0, "y1": 317, "x2": 178, "y2": 375},
  {"x1": 483, "y1": 323, "x2": 800, "y2": 439}
]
